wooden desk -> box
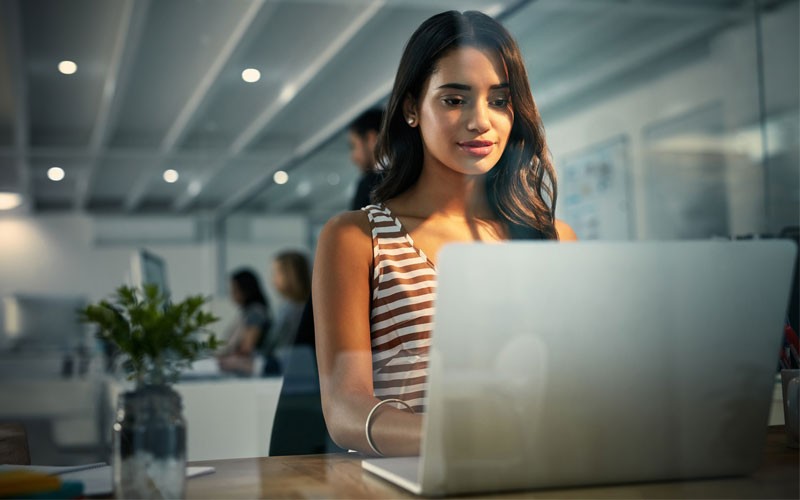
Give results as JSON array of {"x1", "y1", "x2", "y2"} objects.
[{"x1": 187, "y1": 427, "x2": 799, "y2": 499}]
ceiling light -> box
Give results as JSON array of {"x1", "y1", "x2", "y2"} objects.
[
  {"x1": 273, "y1": 171, "x2": 289, "y2": 185},
  {"x1": 296, "y1": 181, "x2": 312, "y2": 197},
  {"x1": 58, "y1": 60, "x2": 77, "y2": 75},
  {"x1": 188, "y1": 180, "x2": 202, "y2": 196},
  {"x1": 47, "y1": 167, "x2": 65, "y2": 181},
  {"x1": 163, "y1": 169, "x2": 179, "y2": 183},
  {"x1": 241, "y1": 68, "x2": 261, "y2": 83},
  {"x1": 327, "y1": 173, "x2": 340, "y2": 186},
  {"x1": 0, "y1": 192, "x2": 23, "y2": 210}
]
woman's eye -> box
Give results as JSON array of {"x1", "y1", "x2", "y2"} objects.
[
  {"x1": 491, "y1": 98, "x2": 510, "y2": 108},
  {"x1": 443, "y1": 97, "x2": 465, "y2": 106}
]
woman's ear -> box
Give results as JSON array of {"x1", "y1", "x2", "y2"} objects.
[{"x1": 403, "y1": 96, "x2": 418, "y2": 127}]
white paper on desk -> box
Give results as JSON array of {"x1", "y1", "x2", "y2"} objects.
[
  {"x1": 0, "y1": 462, "x2": 106, "y2": 475},
  {"x1": 187, "y1": 466, "x2": 216, "y2": 478},
  {"x1": 1, "y1": 464, "x2": 215, "y2": 497},
  {"x1": 60, "y1": 466, "x2": 112, "y2": 496}
]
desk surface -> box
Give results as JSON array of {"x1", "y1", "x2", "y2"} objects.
[{"x1": 187, "y1": 426, "x2": 799, "y2": 499}]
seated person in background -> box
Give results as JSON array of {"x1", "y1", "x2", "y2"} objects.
[
  {"x1": 313, "y1": 10, "x2": 576, "y2": 457},
  {"x1": 217, "y1": 268, "x2": 272, "y2": 376},
  {"x1": 260, "y1": 251, "x2": 312, "y2": 375}
]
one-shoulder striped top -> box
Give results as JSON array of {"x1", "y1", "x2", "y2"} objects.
[{"x1": 363, "y1": 203, "x2": 436, "y2": 412}]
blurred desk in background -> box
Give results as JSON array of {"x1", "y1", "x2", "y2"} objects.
[
  {"x1": 175, "y1": 377, "x2": 283, "y2": 461},
  {"x1": 186, "y1": 426, "x2": 798, "y2": 499},
  {"x1": 1, "y1": 373, "x2": 283, "y2": 464},
  {"x1": 104, "y1": 374, "x2": 284, "y2": 462}
]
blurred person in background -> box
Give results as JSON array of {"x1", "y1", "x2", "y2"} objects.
[
  {"x1": 295, "y1": 108, "x2": 387, "y2": 345},
  {"x1": 261, "y1": 251, "x2": 312, "y2": 375},
  {"x1": 267, "y1": 110, "x2": 385, "y2": 454},
  {"x1": 349, "y1": 108, "x2": 385, "y2": 210},
  {"x1": 216, "y1": 268, "x2": 272, "y2": 377}
]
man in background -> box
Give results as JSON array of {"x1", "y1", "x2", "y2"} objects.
[
  {"x1": 348, "y1": 108, "x2": 384, "y2": 210},
  {"x1": 270, "y1": 108, "x2": 385, "y2": 456}
]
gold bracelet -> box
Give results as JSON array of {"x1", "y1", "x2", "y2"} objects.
[{"x1": 365, "y1": 398, "x2": 415, "y2": 457}]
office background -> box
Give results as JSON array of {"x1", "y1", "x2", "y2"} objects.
[{"x1": 0, "y1": 0, "x2": 797, "y2": 464}]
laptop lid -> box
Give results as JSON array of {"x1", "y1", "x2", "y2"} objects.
[{"x1": 407, "y1": 240, "x2": 795, "y2": 496}]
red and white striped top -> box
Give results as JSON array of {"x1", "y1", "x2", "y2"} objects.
[{"x1": 364, "y1": 203, "x2": 437, "y2": 412}]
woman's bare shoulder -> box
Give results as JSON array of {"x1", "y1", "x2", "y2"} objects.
[
  {"x1": 317, "y1": 210, "x2": 373, "y2": 254},
  {"x1": 555, "y1": 219, "x2": 578, "y2": 241},
  {"x1": 321, "y1": 210, "x2": 371, "y2": 236}
]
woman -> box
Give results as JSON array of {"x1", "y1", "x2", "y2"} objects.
[
  {"x1": 261, "y1": 250, "x2": 312, "y2": 375},
  {"x1": 313, "y1": 10, "x2": 577, "y2": 457},
  {"x1": 217, "y1": 268, "x2": 272, "y2": 376}
]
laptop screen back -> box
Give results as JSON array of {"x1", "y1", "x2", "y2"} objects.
[{"x1": 417, "y1": 240, "x2": 795, "y2": 495}]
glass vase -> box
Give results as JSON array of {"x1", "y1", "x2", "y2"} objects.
[{"x1": 113, "y1": 384, "x2": 187, "y2": 499}]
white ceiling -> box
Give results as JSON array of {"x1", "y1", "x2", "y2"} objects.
[{"x1": 0, "y1": 0, "x2": 769, "y2": 218}]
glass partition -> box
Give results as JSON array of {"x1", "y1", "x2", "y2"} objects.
[
  {"x1": 212, "y1": 0, "x2": 800, "y2": 464},
  {"x1": 222, "y1": 0, "x2": 798, "y2": 247}
]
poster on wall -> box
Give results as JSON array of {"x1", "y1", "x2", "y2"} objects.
[{"x1": 559, "y1": 135, "x2": 632, "y2": 240}]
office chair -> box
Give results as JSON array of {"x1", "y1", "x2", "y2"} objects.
[{"x1": 268, "y1": 298, "x2": 343, "y2": 456}]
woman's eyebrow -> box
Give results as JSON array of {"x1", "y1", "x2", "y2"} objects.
[{"x1": 436, "y1": 82, "x2": 509, "y2": 90}]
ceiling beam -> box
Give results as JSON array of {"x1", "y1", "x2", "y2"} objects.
[
  {"x1": 226, "y1": 0, "x2": 503, "y2": 10},
  {"x1": 267, "y1": 172, "x2": 353, "y2": 212},
  {"x1": 73, "y1": 0, "x2": 150, "y2": 210},
  {"x1": 516, "y1": 9, "x2": 620, "y2": 68},
  {"x1": 123, "y1": 0, "x2": 272, "y2": 212},
  {"x1": 261, "y1": 159, "x2": 348, "y2": 210},
  {"x1": 534, "y1": 18, "x2": 730, "y2": 110},
  {"x1": 0, "y1": 146, "x2": 280, "y2": 163},
  {"x1": 215, "y1": 77, "x2": 393, "y2": 216},
  {"x1": 1, "y1": 0, "x2": 31, "y2": 212},
  {"x1": 171, "y1": 1, "x2": 386, "y2": 212},
  {"x1": 531, "y1": 0, "x2": 748, "y2": 20}
]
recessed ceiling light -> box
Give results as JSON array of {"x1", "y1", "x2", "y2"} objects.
[
  {"x1": 58, "y1": 60, "x2": 77, "y2": 75},
  {"x1": 273, "y1": 170, "x2": 289, "y2": 185},
  {"x1": 241, "y1": 68, "x2": 261, "y2": 83},
  {"x1": 0, "y1": 192, "x2": 23, "y2": 210},
  {"x1": 296, "y1": 181, "x2": 312, "y2": 197},
  {"x1": 163, "y1": 169, "x2": 179, "y2": 183},
  {"x1": 327, "y1": 173, "x2": 340, "y2": 186},
  {"x1": 47, "y1": 167, "x2": 65, "y2": 181}
]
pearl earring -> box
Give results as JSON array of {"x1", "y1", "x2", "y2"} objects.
[{"x1": 407, "y1": 118, "x2": 414, "y2": 125}]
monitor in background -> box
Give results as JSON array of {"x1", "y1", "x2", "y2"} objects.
[
  {"x1": 130, "y1": 249, "x2": 170, "y2": 297},
  {"x1": 3, "y1": 294, "x2": 89, "y2": 352}
]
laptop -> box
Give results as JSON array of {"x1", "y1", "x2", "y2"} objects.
[{"x1": 362, "y1": 240, "x2": 797, "y2": 496}]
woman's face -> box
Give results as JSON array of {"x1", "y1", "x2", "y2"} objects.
[
  {"x1": 271, "y1": 261, "x2": 287, "y2": 297},
  {"x1": 410, "y1": 45, "x2": 513, "y2": 176},
  {"x1": 230, "y1": 280, "x2": 244, "y2": 305}
]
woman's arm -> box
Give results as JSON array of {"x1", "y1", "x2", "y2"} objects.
[
  {"x1": 216, "y1": 322, "x2": 260, "y2": 375},
  {"x1": 555, "y1": 219, "x2": 578, "y2": 241},
  {"x1": 313, "y1": 211, "x2": 422, "y2": 456},
  {"x1": 236, "y1": 324, "x2": 261, "y2": 354}
]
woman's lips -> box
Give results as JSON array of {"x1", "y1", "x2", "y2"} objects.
[{"x1": 458, "y1": 140, "x2": 495, "y2": 157}]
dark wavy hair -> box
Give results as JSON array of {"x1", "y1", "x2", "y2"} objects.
[
  {"x1": 373, "y1": 10, "x2": 558, "y2": 239},
  {"x1": 231, "y1": 268, "x2": 268, "y2": 308}
]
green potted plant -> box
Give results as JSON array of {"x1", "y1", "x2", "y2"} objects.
[{"x1": 80, "y1": 284, "x2": 219, "y2": 499}]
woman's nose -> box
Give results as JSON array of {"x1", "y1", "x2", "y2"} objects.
[{"x1": 467, "y1": 102, "x2": 491, "y2": 134}]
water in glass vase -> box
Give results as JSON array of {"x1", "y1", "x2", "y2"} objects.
[{"x1": 114, "y1": 385, "x2": 187, "y2": 499}]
